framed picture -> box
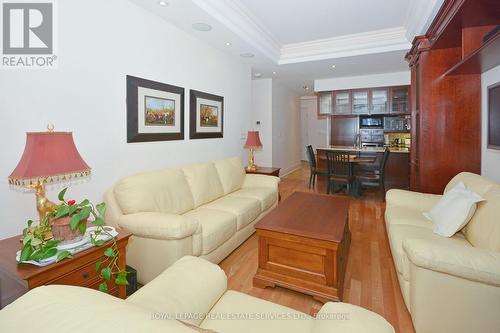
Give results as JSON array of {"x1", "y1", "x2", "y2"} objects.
[
  {"x1": 488, "y1": 82, "x2": 500, "y2": 150},
  {"x1": 190, "y1": 89, "x2": 224, "y2": 139},
  {"x1": 127, "y1": 75, "x2": 184, "y2": 142}
]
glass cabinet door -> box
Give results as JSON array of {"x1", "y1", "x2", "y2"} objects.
[
  {"x1": 391, "y1": 87, "x2": 409, "y2": 113},
  {"x1": 370, "y1": 88, "x2": 389, "y2": 114},
  {"x1": 318, "y1": 92, "x2": 333, "y2": 115},
  {"x1": 333, "y1": 91, "x2": 351, "y2": 114},
  {"x1": 352, "y1": 90, "x2": 369, "y2": 114}
]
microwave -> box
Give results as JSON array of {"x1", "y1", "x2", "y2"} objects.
[{"x1": 359, "y1": 115, "x2": 383, "y2": 129}]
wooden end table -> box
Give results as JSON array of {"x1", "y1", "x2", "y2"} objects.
[
  {"x1": 0, "y1": 229, "x2": 131, "y2": 308},
  {"x1": 253, "y1": 192, "x2": 351, "y2": 302},
  {"x1": 245, "y1": 166, "x2": 281, "y2": 177}
]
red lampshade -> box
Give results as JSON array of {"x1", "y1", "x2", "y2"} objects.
[
  {"x1": 244, "y1": 131, "x2": 263, "y2": 149},
  {"x1": 8, "y1": 131, "x2": 91, "y2": 187}
]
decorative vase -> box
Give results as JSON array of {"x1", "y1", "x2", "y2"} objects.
[{"x1": 51, "y1": 216, "x2": 85, "y2": 245}]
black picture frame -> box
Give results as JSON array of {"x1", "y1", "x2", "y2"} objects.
[
  {"x1": 127, "y1": 75, "x2": 184, "y2": 143},
  {"x1": 488, "y1": 82, "x2": 500, "y2": 150},
  {"x1": 190, "y1": 89, "x2": 224, "y2": 139}
]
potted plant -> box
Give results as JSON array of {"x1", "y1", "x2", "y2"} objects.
[{"x1": 19, "y1": 188, "x2": 128, "y2": 293}]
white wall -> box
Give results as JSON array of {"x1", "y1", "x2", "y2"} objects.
[
  {"x1": 272, "y1": 80, "x2": 301, "y2": 176},
  {"x1": 300, "y1": 96, "x2": 328, "y2": 160},
  {"x1": 481, "y1": 65, "x2": 500, "y2": 182},
  {"x1": 0, "y1": 0, "x2": 251, "y2": 239},
  {"x1": 314, "y1": 71, "x2": 410, "y2": 91},
  {"x1": 250, "y1": 79, "x2": 273, "y2": 166}
]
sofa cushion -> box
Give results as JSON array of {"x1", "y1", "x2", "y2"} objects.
[
  {"x1": 214, "y1": 157, "x2": 245, "y2": 195},
  {"x1": 114, "y1": 169, "x2": 194, "y2": 215},
  {"x1": 445, "y1": 172, "x2": 497, "y2": 196},
  {"x1": 119, "y1": 212, "x2": 199, "y2": 240},
  {"x1": 200, "y1": 290, "x2": 313, "y2": 333},
  {"x1": 201, "y1": 196, "x2": 261, "y2": 230},
  {"x1": 387, "y1": 224, "x2": 471, "y2": 281},
  {"x1": 463, "y1": 187, "x2": 500, "y2": 251},
  {"x1": 183, "y1": 208, "x2": 237, "y2": 255},
  {"x1": 385, "y1": 205, "x2": 433, "y2": 229},
  {"x1": 228, "y1": 187, "x2": 277, "y2": 211},
  {"x1": 182, "y1": 162, "x2": 224, "y2": 207}
]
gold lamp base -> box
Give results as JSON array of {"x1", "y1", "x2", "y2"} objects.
[
  {"x1": 29, "y1": 181, "x2": 57, "y2": 223},
  {"x1": 246, "y1": 148, "x2": 258, "y2": 172}
]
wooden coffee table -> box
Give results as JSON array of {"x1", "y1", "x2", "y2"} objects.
[{"x1": 253, "y1": 192, "x2": 350, "y2": 302}]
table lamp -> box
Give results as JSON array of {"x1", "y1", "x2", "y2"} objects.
[
  {"x1": 244, "y1": 131, "x2": 263, "y2": 172},
  {"x1": 8, "y1": 127, "x2": 91, "y2": 222}
]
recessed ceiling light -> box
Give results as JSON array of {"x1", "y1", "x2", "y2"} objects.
[
  {"x1": 158, "y1": 1, "x2": 168, "y2": 6},
  {"x1": 331, "y1": 64, "x2": 336, "y2": 69},
  {"x1": 272, "y1": 71, "x2": 277, "y2": 75},
  {"x1": 240, "y1": 53, "x2": 254, "y2": 58},
  {"x1": 225, "y1": 42, "x2": 232, "y2": 46},
  {"x1": 192, "y1": 23, "x2": 212, "y2": 31},
  {"x1": 254, "y1": 73, "x2": 262, "y2": 78}
]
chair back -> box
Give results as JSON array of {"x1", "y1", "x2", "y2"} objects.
[
  {"x1": 306, "y1": 145, "x2": 317, "y2": 170},
  {"x1": 380, "y1": 148, "x2": 390, "y2": 179},
  {"x1": 325, "y1": 150, "x2": 351, "y2": 177}
]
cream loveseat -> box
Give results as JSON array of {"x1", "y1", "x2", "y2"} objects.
[
  {"x1": 0, "y1": 256, "x2": 395, "y2": 333},
  {"x1": 104, "y1": 157, "x2": 279, "y2": 284},
  {"x1": 385, "y1": 172, "x2": 500, "y2": 333}
]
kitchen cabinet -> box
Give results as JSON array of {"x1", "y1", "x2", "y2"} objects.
[
  {"x1": 333, "y1": 91, "x2": 351, "y2": 115},
  {"x1": 352, "y1": 90, "x2": 369, "y2": 114},
  {"x1": 370, "y1": 88, "x2": 389, "y2": 114},
  {"x1": 331, "y1": 117, "x2": 358, "y2": 146},
  {"x1": 390, "y1": 86, "x2": 409, "y2": 114},
  {"x1": 318, "y1": 92, "x2": 333, "y2": 115}
]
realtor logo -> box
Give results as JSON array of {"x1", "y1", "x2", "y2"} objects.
[{"x1": 1, "y1": 1, "x2": 57, "y2": 68}]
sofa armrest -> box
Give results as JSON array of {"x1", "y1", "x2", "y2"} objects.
[
  {"x1": 126, "y1": 256, "x2": 227, "y2": 326},
  {"x1": 312, "y1": 302, "x2": 394, "y2": 333},
  {"x1": 403, "y1": 238, "x2": 500, "y2": 286},
  {"x1": 386, "y1": 189, "x2": 442, "y2": 212},
  {"x1": 118, "y1": 212, "x2": 199, "y2": 240},
  {"x1": 242, "y1": 174, "x2": 280, "y2": 189}
]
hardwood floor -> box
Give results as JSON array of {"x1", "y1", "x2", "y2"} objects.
[{"x1": 220, "y1": 162, "x2": 415, "y2": 333}]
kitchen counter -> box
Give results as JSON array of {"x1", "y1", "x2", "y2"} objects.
[{"x1": 317, "y1": 146, "x2": 410, "y2": 153}]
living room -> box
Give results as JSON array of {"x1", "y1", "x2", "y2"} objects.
[{"x1": 1, "y1": 0, "x2": 499, "y2": 332}]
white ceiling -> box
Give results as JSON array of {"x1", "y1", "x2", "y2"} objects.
[{"x1": 130, "y1": 0, "x2": 444, "y2": 92}]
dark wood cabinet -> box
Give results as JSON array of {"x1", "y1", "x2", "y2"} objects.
[
  {"x1": 352, "y1": 89, "x2": 370, "y2": 114},
  {"x1": 333, "y1": 90, "x2": 351, "y2": 115},
  {"x1": 331, "y1": 117, "x2": 358, "y2": 146},
  {"x1": 370, "y1": 88, "x2": 389, "y2": 114},
  {"x1": 318, "y1": 91, "x2": 333, "y2": 115},
  {"x1": 406, "y1": 0, "x2": 499, "y2": 193},
  {"x1": 390, "y1": 86, "x2": 410, "y2": 114}
]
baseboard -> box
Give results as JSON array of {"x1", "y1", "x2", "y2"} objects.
[{"x1": 279, "y1": 163, "x2": 302, "y2": 178}]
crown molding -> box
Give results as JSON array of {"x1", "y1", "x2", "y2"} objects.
[
  {"x1": 404, "y1": 0, "x2": 444, "y2": 40},
  {"x1": 279, "y1": 27, "x2": 411, "y2": 65},
  {"x1": 191, "y1": 0, "x2": 281, "y2": 61}
]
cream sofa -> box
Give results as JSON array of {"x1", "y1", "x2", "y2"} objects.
[
  {"x1": 104, "y1": 157, "x2": 279, "y2": 284},
  {"x1": 385, "y1": 172, "x2": 500, "y2": 333},
  {"x1": 0, "y1": 256, "x2": 395, "y2": 333}
]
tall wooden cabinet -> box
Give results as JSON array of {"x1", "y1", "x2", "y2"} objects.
[{"x1": 406, "y1": 0, "x2": 500, "y2": 193}]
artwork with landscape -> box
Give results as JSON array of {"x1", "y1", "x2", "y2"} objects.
[
  {"x1": 145, "y1": 96, "x2": 175, "y2": 126},
  {"x1": 199, "y1": 104, "x2": 218, "y2": 127}
]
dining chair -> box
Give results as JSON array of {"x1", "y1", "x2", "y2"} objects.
[
  {"x1": 355, "y1": 148, "x2": 390, "y2": 200},
  {"x1": 306, "y1": 145, "x2": 329, "y2": 189},
  {"x1": 325, "y1": 150, "x2": 355, "y2": 195}
]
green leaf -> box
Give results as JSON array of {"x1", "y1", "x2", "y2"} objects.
[
  {"x1": 79, "y1": 199, "x2": 89, "y2": 207},
  {"x1": 94, "y1": 239, "x2": 105, "y2": 246},
  {"x1": 58, "y1": 188, "x2": 68, "y2": 201},
  {"x1": 95, "y1": 260, "x2": 102, "y2": 272},
  {"x1": 22, "y1": 234, "x2": 33, "y2": 246},
  {"x1": 115, "y1": 275, "x2": 129, "y2": 286},
  {"x1": 96, "y1": 202, "x2": 106, "y2": 217},
  {"x1": 56, "y1": 250, "x2": 73, "y2": 262},
  {"x1": 68, "y1": 204, "x2": 79, "y2": 215},
  {"x1": 19, "y1": 243, "x2": 34, "y2": 262},
  {"x1": 70, "y1": 215, "x2": 81, "y2": 231},
  {"x1": 92, "y1": 217, "x2": 105, "y2": 226},
  {"x1": 79, "y1": 206, "x2": 92, "y2": 220},
  {"x1": 54, "y1": 205, "x2": 70, "y2": 219},
  {"x1": 40, "y1": 247, "x2": 58, "y2": 260},
  {"x1": 78, "y1": 222, "x2": 87, "y2": 235},
  {"x1": 101, "y1": 267, "x2": 112, "y2": 281},
  {"x1": 104, "y1": 247, "x2": 116, "y2": 258},
  {"x1": 30, "y1": 238, "x2": 42, "y2": 247},
  {"x1": 45, "y1": 240, "x2": 60, "y2": 248},
  {"x1": 98, "y1": 282, "x2": 108, "y2": 293},
  {"x1": 27, "y1": 220, "x2": 33, "y2": 228}
]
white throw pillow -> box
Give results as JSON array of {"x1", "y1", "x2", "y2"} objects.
[{"x1": 423, "y1": 182, "x2": 485, "y2": 237}]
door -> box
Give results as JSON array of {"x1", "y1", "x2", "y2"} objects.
[
  {"x1": 352, "y1": 90, "x2": 369, "y2": 114},
  {"x1": 370, "y1": 88, "x2": 389, "y2": 114}
]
